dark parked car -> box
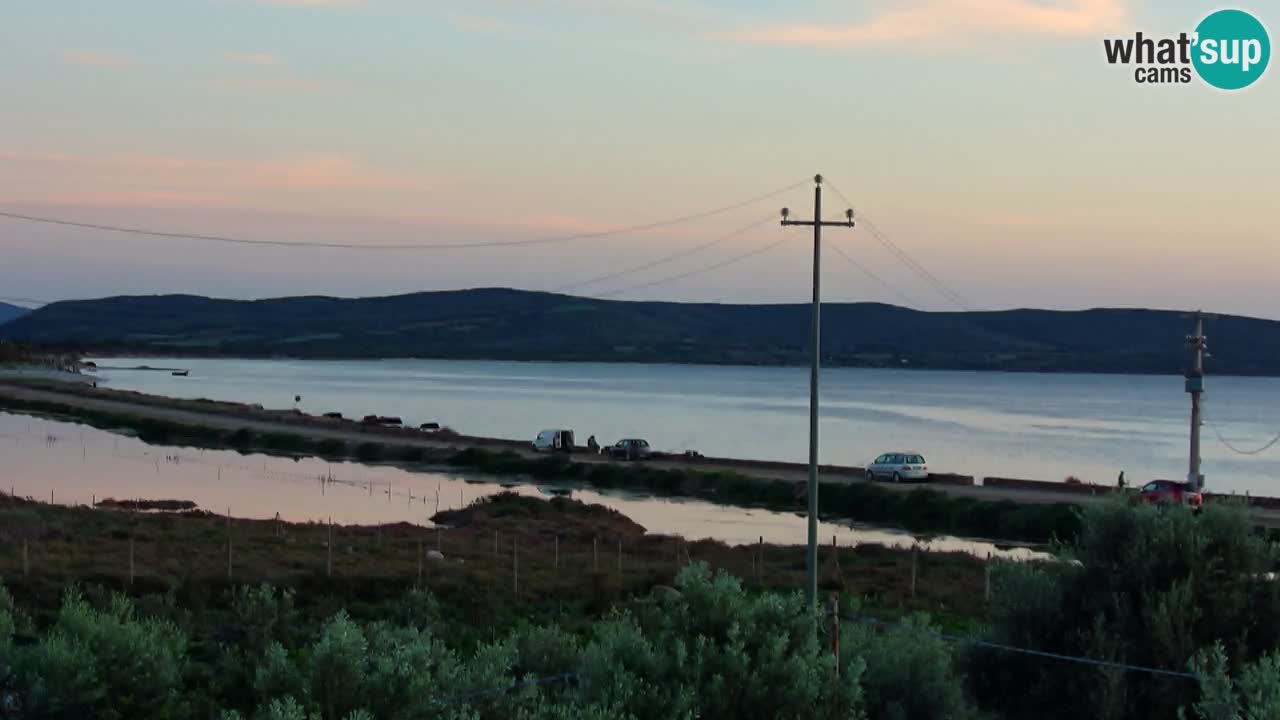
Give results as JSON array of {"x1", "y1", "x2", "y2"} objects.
[
  {"x1": 1139, "y1": 479, "x2": 1203, "y2": 511},
  {"x1": 610, "y1": 438, "x2": 651, "y2": 461}
]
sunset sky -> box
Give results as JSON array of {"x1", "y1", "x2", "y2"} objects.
[{"x1": 1, "y1": 0, "x2": 1277, "y2": 316}]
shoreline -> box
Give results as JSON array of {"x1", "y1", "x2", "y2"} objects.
[
  {"x1": 3, "y1": 377, "x2": 1278, "y2": 539},
  {"x1": 81, "y1": 351, "x2": 1280, "y2": 378}
]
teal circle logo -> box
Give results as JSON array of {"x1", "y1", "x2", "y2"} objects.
[{"x1": 1192, "y1": 9, "x2": 1270, "y2": 90}]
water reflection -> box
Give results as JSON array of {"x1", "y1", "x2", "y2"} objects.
[{"x1": 0, "y1": 411, "x2": 1047, "y2": 560}]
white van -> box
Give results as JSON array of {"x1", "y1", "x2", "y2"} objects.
[{"x1": 532, "y1": 429, "x2": 575, "y2": 453}]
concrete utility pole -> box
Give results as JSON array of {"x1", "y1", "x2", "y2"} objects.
[
  {"x1": 1185, "y1": 311, "x2": 1211, "y2": 491},
  {"x1": 781, "y1": 174, "x2": 854, "y2": 610}
]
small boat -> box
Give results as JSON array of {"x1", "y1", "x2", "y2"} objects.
[{"x1": 171, "y1": 370, "x2": 189, "y2": 377}]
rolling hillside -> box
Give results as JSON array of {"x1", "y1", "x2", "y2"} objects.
[
  {"x1": 2, "y1": 288, "x2": 1276, "y2": 374},
  {"x1": 0, "y1": 301, "x2": 30, "y2": 326}
]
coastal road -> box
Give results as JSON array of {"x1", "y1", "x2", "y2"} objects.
[{"x1": 0, "y1": 379, "x2": 1257, "y2": 521}]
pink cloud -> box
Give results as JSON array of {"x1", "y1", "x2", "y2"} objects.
[
  {"x1": 225, "y1": 52, "x2": 282, "y2": 66},
  {"x1": 63, "y1": 50, "x2": 129, "y2": 68},
  {"x1": 731, "y1": 0, "x2": 1130, "y2": 48},
  {"x1": 0, "y1": 151, "x2": 434, "y2": 212}
]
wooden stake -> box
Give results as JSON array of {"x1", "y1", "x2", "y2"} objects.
[
  {"x1": 593, "y1": 536, "x2": 599, "y2": 572},
  {"x1": 909, "y1": 545, "x2": 918, "y2": 600},
  {"x1": 513, "y1": 539, "x2": 519, "y2": 595},
  {"x1": 758, "y1": 536, "x2": 763, "y2": 583},
  {"x1": 227, "y1": 506, "x2": 233, "y2": 580},
  {"x1": 22, "y1": 539, "x2": 29, "y2": 578},
  {"x1": 129, "y1": 537, "x2": 135, "y2": 586},
  {"x1": 617, "y1": 537, "x2": 622, "y2": 573},
  {"x1": 327, "y1": 517, "x2": 333, "y2": 578},
  {"x1": 494, "y1": 530, "x2": 499, "y2": 557},
  {"x1": 417, "y1": 538, "x2": 423, "y2": 589},
  {"x1": 554, "y1": 535, "x2": 559, "y2": 570},
  {"x1": 984, "y1": 552, "x2": 992, "y2": 603},
  {"x1": 436, "y1": 527, "x2": 442, "y2": 553}
]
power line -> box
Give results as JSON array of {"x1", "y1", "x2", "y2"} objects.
[
  {"x1": 0, "y1": 180, "x2": 806, "y2": 252},
  {"x1": 828, "y1": 243, "x2": 919, "y2": 309},
  {"x1": 824, "y1": 182, "x2": 975, "y2": 311},
  {"x1": 551, "y1": 214, "x2": 776, "y2": 293},
  {"x1": 590, "y1": 218, "x2": 785, "y2": 298},
  {"x1": 841, "y1": 613, "x2": 1199, "y2": 681},
  {"x1": 1205, "y1": 410, "x2": 1280, "y2": 456}
]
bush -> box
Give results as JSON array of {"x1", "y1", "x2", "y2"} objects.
[
  {"x1": 843, "y1": 612, "x2": 976, "y2": 720},
  {"x1": 10, "y1": 590, "x2": 187, "y2": 720},
  {"x1": 1190, "y1": 643, "x2": 1280, "y2": 719},
  {"x1": 967, "y1": 500, "x2": 1280, "y2": 719}
]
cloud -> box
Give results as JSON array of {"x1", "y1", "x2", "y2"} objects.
[
  {"x1": 0, "y1": 150, "x2": 434, "y2": 212},
  {"x1": 63, "y1": 50, "x2": 129, "y2": 68},
  {"x1": 225, "y1": 52, "x2": 283, "y2": 66},
  {"x1": 731, "y1": 0, "x2": 1130, "y2": 48}
]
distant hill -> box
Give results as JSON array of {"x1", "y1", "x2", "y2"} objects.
[
  {"x1": 0, "y1": 302, "x2": 30, "y2": 326},
  {"x1": 2, "y1": 288, "x2": 1276, "y2": 375}
]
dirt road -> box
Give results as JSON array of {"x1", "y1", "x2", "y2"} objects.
[
  {"x1": 9, "y1": 379, "x2": 1279, "y2": 525},
  {"x1": 0, "y1": 379, "x2": 1115, "y2": 507}
]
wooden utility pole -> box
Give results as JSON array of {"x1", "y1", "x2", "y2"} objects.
[{"x1": 781, "y1": 174, "x2": 855, "y2": 611}]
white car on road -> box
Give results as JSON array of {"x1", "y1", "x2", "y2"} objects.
[{"x1": 866, "y1": 452, "x2": 929, "y2": 483}]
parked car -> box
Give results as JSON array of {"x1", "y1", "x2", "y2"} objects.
[
  {"x1": 1138, "y1": 479, "x2": 1203, "y2": 511},
  {"x1": 866, "y1": 452, "x2": 929, "y2": 482},
  {"x1": 533, "y1": 429, "x2": 575, "y2": 453},
  {"x1": 610, "y1": 438, "x2": 651, "y2": 461}
]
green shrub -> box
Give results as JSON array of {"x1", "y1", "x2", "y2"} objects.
[
  {"x1": 967, "y1": 500, "x2": 1280, "y2": 719},
  {"x1": 353, "y1": 443, "x2": 384, "y2": 462},
  {"x1": 843, "y1": 612, "x2": 975, "y2": 720}
]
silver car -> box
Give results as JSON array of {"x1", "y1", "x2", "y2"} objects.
[{"x1": 866, "y1": 452, "x2": 929, "y2": 482}]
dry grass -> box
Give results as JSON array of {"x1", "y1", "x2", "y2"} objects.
[{"x1": 0, "y1": 491, "x2": 990, "y2": 628}]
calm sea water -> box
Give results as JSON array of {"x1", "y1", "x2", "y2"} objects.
[
  {"x1": 0, "y1": 412, "x2": 1038, "y2": 557},
  {"x1": 87, "y1": 357, "x2": 1280, "y2": 494}
]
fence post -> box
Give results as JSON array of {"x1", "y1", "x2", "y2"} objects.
[
  {"x1": 494, "y1": 530, "x2": 499, "y2": 558},
  {"x1": 617, "y1": 537, "x2": 622, "y2": 573},
  {"x1": 909, "y1": 544, "x2": 918, "y2": 600},
  {"x1": 829, "y1": 593, "x2": 841, "y2": 676},
  {"x1": 758, "y1": 536, "x2": 763, "y2": 583},
  {"x1": 417, "y1": 538, "x2": 423, "y2": 589},
  {"x1": 593, "y1": 536, "x2": 599, "y2": 572},
  {"x1": 227, "y1": 508, "x2": 233, "y2": 582},
  {"x1": 513, "y1": 538, "x2": 519, "y2": 596},
  {"x1": 436, "y1": 527, "x2": 442, "y2": 553},
  {"x1": 129, "y1": 537, "x2": 135, "y2": 586},
  {"x1": 327, "y1": 517, "x2": 333, "y2": 578},
  {"x1": 22, "y1": 539, "x2": 29, "y2": 578},
  {"x1": 984, "y1": 552, "x2": 992, "y2": 603},
  {"x1": 554, "y1": 535, "x2": 559, "y2": 570}
]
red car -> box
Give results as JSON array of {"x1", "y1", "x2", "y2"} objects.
[{"x1": 1138, "y1": 480, "x2": 1204, "y2": 511}]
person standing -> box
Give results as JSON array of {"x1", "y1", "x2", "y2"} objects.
[
  {"x1": 587, "y1": 435, "x2": 599, "y2": 454},
  {"x1": 1118, "y1": 470, "x2": 1126, "y2": 489}
]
